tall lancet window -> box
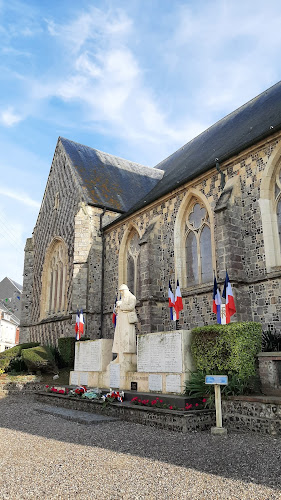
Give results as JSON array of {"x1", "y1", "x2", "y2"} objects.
[
  {"x1": 41, "y1": 238, "x2": 68, "y2": 318},
  {"x1": 185, "y1": 201, "x2": 212, "y2": 285},
  {"x1": 275, "y1": 167, "x2": 281, "y2": 249},
  {"x1": 126, "y1": 230, "x2": 140, "y2": 296}
]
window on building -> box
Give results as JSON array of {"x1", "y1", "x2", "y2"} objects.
[
  {"x1": 126, "y1": 230, "x2": 140, "y2": 296},
  {"x1": 41, "y1": 238, "x2": 68, "y2": 318},
  {"x1": 185, "y1": 202, "x2": 212, "y2": 285},
  {"x1": 275, "y1": 169, "x2": 281, "y2": 249}
]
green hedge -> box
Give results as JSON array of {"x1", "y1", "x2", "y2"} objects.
[
  {"x1": 58, "y1": 337, "x2": 76, "y2": 367},
  {"x1": 191, "y1": 322, "x2": 262, "y2": 380},
  {"x1": 22, "y1": 346, "x2": 57, "y2": 373},
  {"x1": 0, "y1": 342, "x2": 40, "y2": 372}
]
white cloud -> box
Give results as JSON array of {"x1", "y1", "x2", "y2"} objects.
[
  {"x1": 0, "y1": 107, "x2": 22, "y2": 127},
  {"x1": 0, "y1": 187, "x2": 40, "y2": 208}
]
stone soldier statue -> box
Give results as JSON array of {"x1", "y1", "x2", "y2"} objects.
[{"x1": 112, "y1": 284, "x2": 137, "y2": 365}]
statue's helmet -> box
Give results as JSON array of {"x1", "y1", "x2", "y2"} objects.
[{"x1": 119, "y1": 284, "x2": 129, "y2": 291}]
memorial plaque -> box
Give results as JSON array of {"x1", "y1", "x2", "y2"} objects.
[
  {"x1": 131, "y1": 381, "x2": 138, "y2": 391},
  {"x1": 74, "y1": 341, "x2": 101, "y2": 372},
  {"x1": 138, "y1": 332, "x2": 182, "y2": 373},
  {"x1": 70, "y1": 371, "x2": 79, "y2": 386},
  {"x1": 80, "y1": 372, "x2": 89, "y2": 386},
  {"x1": 110, "y1": 364, "x2": 120, "y2": 388},
  {"x1": 149, "y1": 374, "x2": 163, "y2": 392},
  {"x1": 166, "y1": 374, "x2": 181, "y2": 393}
]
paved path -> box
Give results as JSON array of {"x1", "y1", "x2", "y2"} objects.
[{"x1": 0, "y1": 395, "x2": 280, "y2": 499}]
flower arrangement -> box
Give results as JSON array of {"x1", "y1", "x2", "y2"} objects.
[
  {"x1": 130, "y1": 396, "x2": 207, "y2": 411},
  {"x1": 45, "y1": 385, "x2": 70, "y2": 395},
  {"x1": 101, "y1": 389, "x2": 124, "y2": 404}
]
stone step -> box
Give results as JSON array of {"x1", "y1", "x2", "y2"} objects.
[{"x1": 34, "y1": 404, "x2": 118, "y2": 425}]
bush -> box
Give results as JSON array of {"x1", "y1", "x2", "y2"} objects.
[
  {"x1": 22, "y1": 346, "x2": 58, "y2": 373},
  {"x1": 191, "y1": 322, "x2": 262, "y2": 381},
  {"x1": 0, "y1": 342, "x2": 40, "y2": 372},
  {"x1": 58, "y1": 337, "x2": 76, "y2": 368},
  {"x1": 185, "y1": 369, "x2": 258, "y2": 404}
]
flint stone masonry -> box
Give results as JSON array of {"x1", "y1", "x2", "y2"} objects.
[{"x1": 222, "y1": 396, "x2": 281, "y2": 435}]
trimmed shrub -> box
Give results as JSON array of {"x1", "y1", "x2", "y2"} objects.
[
  {"x1": 58, "y1": 337, "x2": 76, "y2": 368},
  {"x1": 0, "y1": 342, "x2": 40, "y2": 372},
  {"x1": 22, "y1": 346, "x2": 58, "y2": 373},
  {"x1": 191, "y1": 322, "x2": 262, "y2": 381}
]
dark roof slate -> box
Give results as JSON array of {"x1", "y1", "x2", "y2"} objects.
[
  {"x1": 60, "y1": 137, "x2": 163, "y2": 213},
  {"x1": 121, "y1": 80, "x2": 281, "y2": 217}
]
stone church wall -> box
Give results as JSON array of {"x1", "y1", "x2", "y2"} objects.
[
  {"x1": 103, "y1": 133, "x2": 281, "y2": 338},
  {"x1": 20, "y1": 140, "x2": 85, "y2": 344}
]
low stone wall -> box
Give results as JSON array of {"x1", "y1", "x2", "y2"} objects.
[
  {"x1": 0, "y1": 375, "x2": 42, "y2": 396},
  {"x1": 35, "y1": 392, "x2": 215, "y2": 433},
  {"x1": 222, "y1": 396, "x2": 281, "y2": 435}
]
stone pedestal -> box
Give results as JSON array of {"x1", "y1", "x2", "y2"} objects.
[
  {"x1": 69, "y1": 339, "x2": 113, "y2": 387},
  {"x1": 70, "y1": 330, "x2": 195, "y2": 394},
  {"x1": 258, "y1": 352, "x2": 281, "y2": 396}
]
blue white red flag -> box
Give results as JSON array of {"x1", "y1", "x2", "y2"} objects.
[
  {"x1": 212, "y1": 276, "x2": 221, "y2": 324},
  {"x1": 112, "y1": 295, "x2": 117, "y2": 327},
  {"x1": 75, "y1": 310, "x2": 80, "y2": 336},
  {"x1": 76, "y1": 309, "x2": 84, "y2": 339},
  {"x1": 168, "y1": 281, "x2": 176, "y2": 320},
  {"x1": 174, "y1": 280, "x2": 183, "y2": 320},
  {"x1": 222, "y1": 271, "x2": 236, "y2": 324}
]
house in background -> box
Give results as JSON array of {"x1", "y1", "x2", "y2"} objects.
[
  {"x1": 0, "y1": 303, "x2": 20, "y2": 352},
  {"x1": 0, "y1": 277, "x2": 22, "y2": 351},
  {"x1": 0, "y1": 277, "x2": 22, "y2": 321}
]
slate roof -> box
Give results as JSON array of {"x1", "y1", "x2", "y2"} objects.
[
  {"x1": 0, "y1": 277, "x2": 22, "y2": 321},
  {"x1": 60, "y1": 137, "x2": 164, "y2": 213},
  {"x1": 117, "y1": 80, "x2": 281, "y2": 219},
  {"x1": 0, "y1": 301, "x2": 20, "y2": 325}
]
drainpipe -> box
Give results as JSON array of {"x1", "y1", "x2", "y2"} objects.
[
  {"x1": 215, "y1": 158, "x2": 226, "y2": 190},
  {"x1": 99, "y1": 207, "x2": 106, "y2": 338}
]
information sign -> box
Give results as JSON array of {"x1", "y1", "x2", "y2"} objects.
[{"x1": 205, "y1": 375, "x2": 228, "y2": 385}]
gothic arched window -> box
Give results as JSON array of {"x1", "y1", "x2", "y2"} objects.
[
  {"x1": 185, "y1": 202, "x2": 212, "y2": 286},
  {"x1": 126, "y1": 230, "x2": 140, "y2": 296},
  {"x1": 41, "y1": 238, "x2": 68, "y2": 318},
  {"x1": 275, "y1": 168, "x2": 281, "y2": 249}
]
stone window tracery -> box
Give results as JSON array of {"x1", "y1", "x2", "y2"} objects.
[
  {"x1": 274, "y1": 167, "x2": 281, "y2": 248},
  {"x1": 126, "y1": 230, "x2": 140, "y2": 297},
  {"x1": 185, "y1": 201, "x2": 212, "y2": 285},
  {"x1": 41, "y1": 238, "x2": 68, "y2": 318}
]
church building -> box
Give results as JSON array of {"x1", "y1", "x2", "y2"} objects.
[{"x1": 20, "y1": 81, "x2": 281, "y2": 345}]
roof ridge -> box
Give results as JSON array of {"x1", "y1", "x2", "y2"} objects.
[{"x1": 59, "y1": 136, "x2": 155, "y2": 172}]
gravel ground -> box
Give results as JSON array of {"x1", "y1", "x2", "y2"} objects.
[{"x1": 0, "y1": 395, "x2": 280, "y2": 500}]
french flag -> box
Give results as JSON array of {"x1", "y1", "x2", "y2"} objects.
[
  {"x1": 76, "y1": 309, "x2": 84, "y2": 340},
  {"x1": 112, "y1": 295, "x2": 117, "y2": 327},
  {"x1": 222, "y1": 271, "x2": 236, "y2": 324},
  {"x1": 75, "y1": 310, "x2": 80, "y2": 336},
  {"x1": 168, "y1": 281, "x2": 176, "y2": 321},
  {"x1": 212, "y1": 276, "x2": 221, "y2": 324},
  {"x1": 174, "y1": 280, "x2": 183, "y2": 320}
]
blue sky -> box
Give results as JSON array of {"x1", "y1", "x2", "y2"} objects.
[{"x1": 1, "y1": 0, "x2": 281, "y2": 284}]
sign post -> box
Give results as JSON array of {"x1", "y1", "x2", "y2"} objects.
[{"x1": 205, "y1": 375, "x2": 228, "y2": 435}]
